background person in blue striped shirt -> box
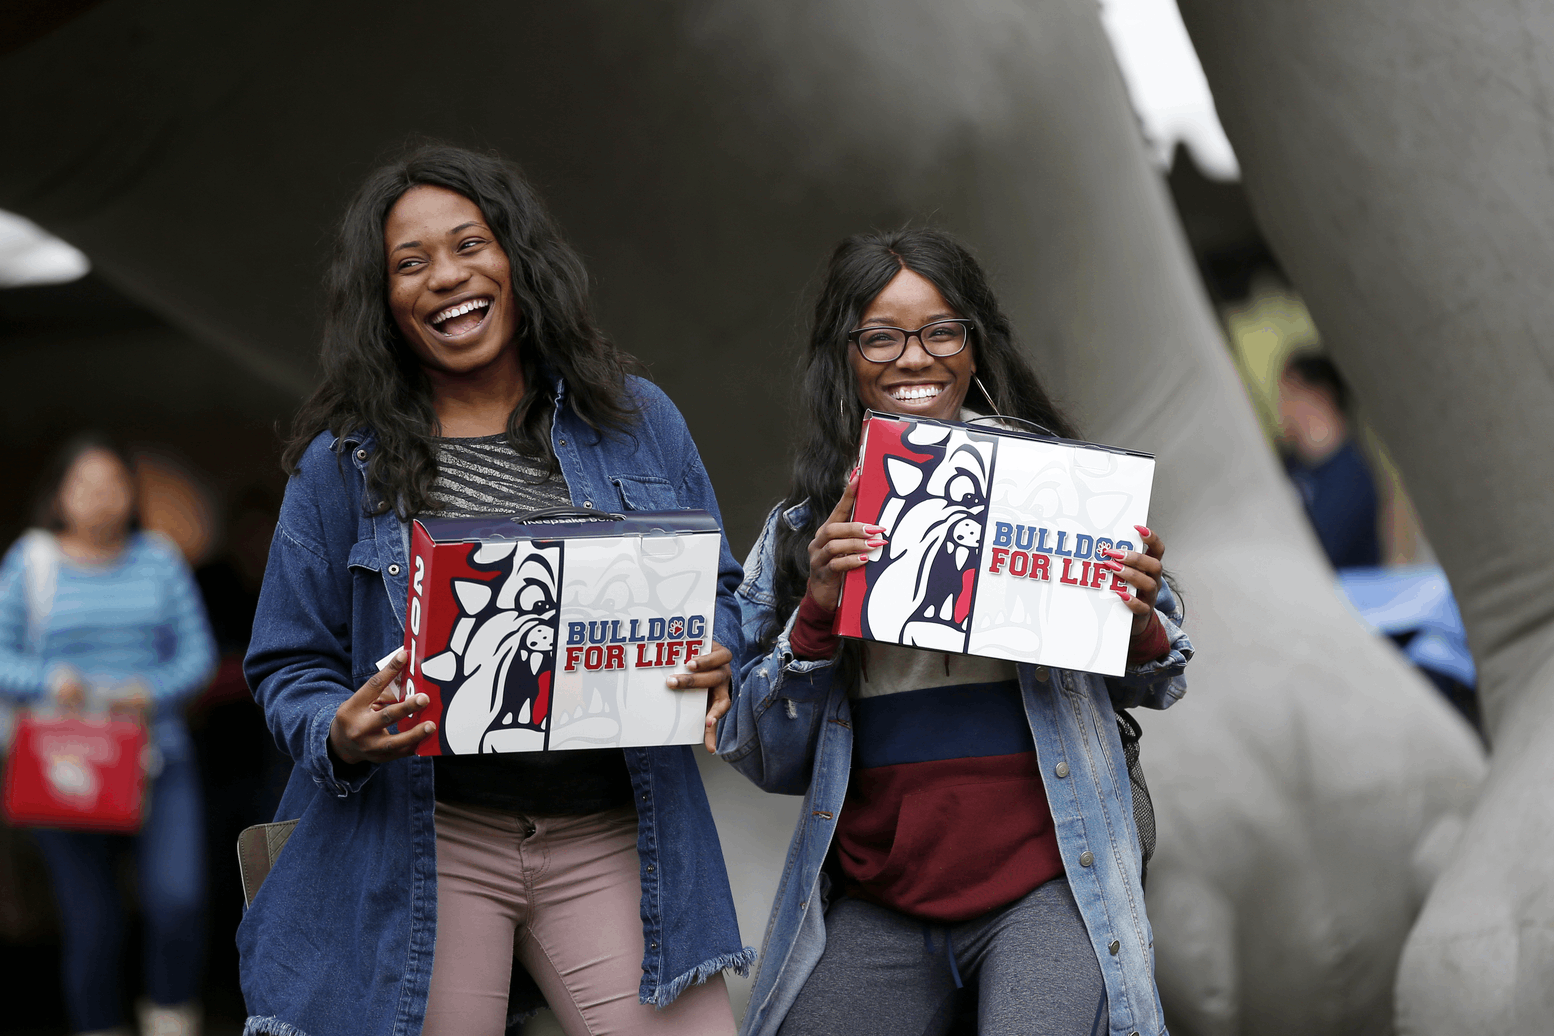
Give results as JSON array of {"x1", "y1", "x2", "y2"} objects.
[{"x1": 0, "y1": 433, "x2": 216, "y2": 1036}]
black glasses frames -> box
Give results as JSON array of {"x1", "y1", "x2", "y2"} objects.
[{"x1": 847, "y1": 319, "x2": 976, "y2": 363}]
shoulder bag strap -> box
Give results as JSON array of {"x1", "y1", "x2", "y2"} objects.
[{"x1": 18, "y1": 530, "x2": 60, "y2": 652}]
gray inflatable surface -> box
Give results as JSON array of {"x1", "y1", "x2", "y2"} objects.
[
  {"x1": 0, "y1": 2, "x2": 1498, "y2": 1032},
  {"x1": 1176, "y1": 3, "x2": 1554, "y2": 1032}
]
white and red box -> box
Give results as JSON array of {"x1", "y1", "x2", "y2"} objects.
[
  {"x1": 401, "y1": 510, "x2": 721, "y2": 754},
  {"x1": 835, "y1": 412, "x2": 1156, "y2": 676}
]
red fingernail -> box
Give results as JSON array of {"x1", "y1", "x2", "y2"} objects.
[
  {"x1": 865, "y1": 525, "x2": 886, "y2": 533},
  {"x1": 866, "y1": 539, "x2": 885, "y2": 548},
  {"x1": 1104, "y1": 560, "x2": 1124, "y2": 571},
  {"x1": 1134, "y1": 525, "x2": 1151, "y2": 538},
  {"x1": 1115, "y1": 590, "x2": 1132, "y2": 602},
  {"x1": 859, "y1": 553, "x2": 871, "y2": 561}
]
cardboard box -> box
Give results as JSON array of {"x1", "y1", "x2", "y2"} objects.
[
  {"x1": 835, "y1": 412, "x2": 1155, "y2": 676},
  {"x1": 402, "y1": 510, "x2": 720, "y2": 754}
]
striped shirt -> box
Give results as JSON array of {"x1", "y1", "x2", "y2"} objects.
[
  {"x1": 836, "y1": 642, "x2": 1063, "y2": 921},
  {"x1": 431, "y1": 433, "x2": 569, "y2": 517},
  {"x1": 428, "y1": 433, "x2": 634, "y2": 816}
]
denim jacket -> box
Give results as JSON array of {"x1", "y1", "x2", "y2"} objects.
[
  {"x1": 717, "y1": 501, "x2": 1191, "y2": 1036},
  {"x1": 239, "y1": 376, "x2": 753, "y2": 1036}
]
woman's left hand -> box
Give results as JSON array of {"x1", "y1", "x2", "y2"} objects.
[
  {"x1": 1100, "y1": 525, "x2": 1166, "y2": 634},
  {"x1": 667, "y1": 640, "x2": 733, "y2": 753}
]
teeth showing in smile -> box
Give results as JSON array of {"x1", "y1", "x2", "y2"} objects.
[
  {"x1": 430, "y1": 297, "x2": 491, "y2": 331},
  {"x1": 890, "y1": 384, "x2": 942, "y2": 401}
]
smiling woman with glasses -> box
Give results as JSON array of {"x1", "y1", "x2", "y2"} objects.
[{"x1": 702, "y1": 227, "x2": 1192, "y2": 1036}]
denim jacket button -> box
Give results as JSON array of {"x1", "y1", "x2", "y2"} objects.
[
  {"x1": 1054, "y1": 761, "x2": 1070, "y2": 778},
  {"x1": 1034, "y1": 665, "x2": 1050, "y2": 681},
  {"x1": 1109, "y1": 939, "x2": 1121, "y2": 955},
  {"x1": 1079, "y1": 850, "x2": 1094, "y2": 867},
  {"x1": 388, "y1": 564, "x2": 400, "y2": 576},
  {"x1": 356, "y1": 449, "x2": 367, "y2": 461},
  {"x1": 584, "y1": 501, "x2": 593, "y2": 508}
]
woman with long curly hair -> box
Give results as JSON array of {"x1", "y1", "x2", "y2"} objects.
[
  {"x1": 238, "y1": 144, "x2": 750, "y2": 1036},
  {"x1": 706, "y1": 228, "x2": 1192, "y2": 1036}
]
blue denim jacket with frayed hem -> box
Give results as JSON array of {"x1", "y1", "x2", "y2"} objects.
[
  {"x1": 718, "y1": 501, "x2": 1191, "y2": 1036},
  {"x1": 239, "y1": 376, "x2": 753, "y2": 1036}
]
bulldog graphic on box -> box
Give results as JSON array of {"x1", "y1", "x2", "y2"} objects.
[
  {"x1": 834, "y1": 412, "x2": 1156, "y2": 677},
  {"x1": 400, "y1": 509, "x2": 720, "y2": 754}
]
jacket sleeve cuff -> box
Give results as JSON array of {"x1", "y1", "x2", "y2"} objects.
[
  {"x1": 307, "y1": 697, "x2": 378, "y2": 797},
  {"x1": 775, "y1": 606, "x2": 838, "y2": 676},
  {"x1": 1123, "y1": 604, "x2": 1192, "y2": 678}
]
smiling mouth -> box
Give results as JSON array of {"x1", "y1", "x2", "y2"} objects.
[
  {"x1": 889, "y1": 383, "x2": 943, "y2": 403},
  {"x1": 428, "y1": 297, "x2": 492, "y2": 337}
]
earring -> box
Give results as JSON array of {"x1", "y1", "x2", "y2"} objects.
[{"x1": 974, "y1": 375, "x2": 1000, "y2": 415}]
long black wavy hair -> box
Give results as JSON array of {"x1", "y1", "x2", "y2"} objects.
[
  {"x1": 762, "y1": 228, "x2": 1077, "y2": 653},
  {"x1": 283, "y1": 144, "x2": 639, "y2": 516}
]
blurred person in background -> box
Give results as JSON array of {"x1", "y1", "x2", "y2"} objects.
[
  {"x1": 1277, "y1": 351, "x2": 1381, "y2": 569},
  {"x1": 1278, "y1": 353, "x2": 1480, "y2": 733},
  {"x1": 0, "y1": 433, "x2": 216, "y2": 1036}
]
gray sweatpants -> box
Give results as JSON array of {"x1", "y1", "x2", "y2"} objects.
[{"x1": 775, "y1": 877, "x2": 1108, "y2": 1036}]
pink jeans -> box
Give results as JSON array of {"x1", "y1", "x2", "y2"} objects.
[{"x1": 422, "y1": 801, "x2": 736, "y2": 1036}]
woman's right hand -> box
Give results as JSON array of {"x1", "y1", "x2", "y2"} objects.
[
  {"x1": 328, "y1": 649, "x2": 437, "y2": 766},
  {"x1": 805, "y1": 469, "x2": 887, "y2": 613}
]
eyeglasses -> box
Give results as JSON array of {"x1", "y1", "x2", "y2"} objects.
[{"x1": 847, "y1": 319, "x2": 974, "y2": 363}]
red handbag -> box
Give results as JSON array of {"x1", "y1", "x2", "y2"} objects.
[{"x1": 3, "y1": 713, "x2": 148, "y2": 833}]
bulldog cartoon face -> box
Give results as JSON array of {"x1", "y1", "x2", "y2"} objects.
[
  {"x1": 420, "y1": 542, "x2": 562, "y2": 753},
  {"x1": 861, "y1": 423, "x2": 996, "y2": 652}
]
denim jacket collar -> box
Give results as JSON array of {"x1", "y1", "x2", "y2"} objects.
[{"x1": 780, "y1": 500, "x2": 809, "y2": 532}]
